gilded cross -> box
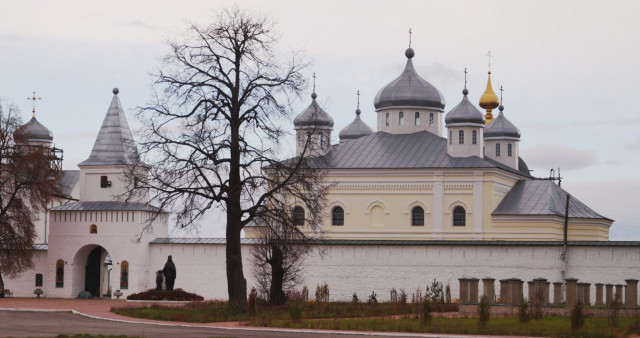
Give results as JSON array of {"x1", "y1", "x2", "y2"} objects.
[{"x1": 26, "y1": 91, "x2": 41, "y2": 118}]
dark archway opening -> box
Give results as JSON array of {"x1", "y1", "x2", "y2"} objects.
[{"x1": 85, "y1": 246, "x2": 102, "y2": 297}]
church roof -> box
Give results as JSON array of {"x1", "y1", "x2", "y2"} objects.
[
  {"x1": 339, "y1": 110, "x2": 373, "y2": 141},
  {"x1": 308, "y1": 131, "x2": 529, "y2": 176},
  {"x1": 293, "y1": 93, "x2": 334, "y2": 128},
  {"x1": 78, "y1": 88, "x2": 137, "y2": 166},
  {"x1": 58, "y1": 170, "x2": 80, "y2": 198},
  {"x1": 50, "y1": 201, "x2": 161, "y2": 212},
  {"x1": 14, "y1": 117, "x2": 53, "y2": 143},
  {"x1": 444, "y1": 90, "x2": 485, "y2": 125},
  {"x1": 373, "y1": 48, "x2": 445, "y2": 111},
  {"x1": 492, "y1": 180, "x2": 612, "y2": 220},
  {"x1": 484, "y1": 106, "x2": 520, "y2": 139}
]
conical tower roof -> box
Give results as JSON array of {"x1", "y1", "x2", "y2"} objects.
[
  {"x1": 339, "y1": 108, "x2": 373, "y2": 141},
  {"x1": 484, "y1": 105, "x2": 520, "y2": 139},
  {"x1": 78, "y1": 88, "x2": 137, "y2": 166},
  {"x1": 374, "y1": 48, "x2": 445, "y2": 111},
  {"x1": 445, "y1": 89, "x2": 485, "y2": 125}
]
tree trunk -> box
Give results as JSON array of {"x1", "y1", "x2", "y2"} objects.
[
  {"x1": 269, "y1": 245, "x2": 286, "y2": 305},
  {"x1": 226, "y1": 217, "x2": 247, "y2": 307},
  {"x1": 0, "y1": 271, "x2": 4, "y2": 298}
]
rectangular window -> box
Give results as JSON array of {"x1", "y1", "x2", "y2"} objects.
[
  {"x1": 458, "y1": 130, "x2": 464, "y2": 144},
  {"x1": 385, "y1": 113, "x2": 389, "y2": 126},
  {"x1": 399, "y1": 112, "x2": 404, "y2": 126},
  {"x1": 429, "y1": 113, "x2": 434, "y2": 126},
  {"x1": 414, "y1": 112, "x2": 420, "y2": 126}
]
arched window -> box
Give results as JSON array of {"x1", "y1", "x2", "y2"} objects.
[
  {"x1": 55, "y1": 259, "x2": 64, "y2": 288},
  {"x1": 449, "y1": 130, "x2": 452, "y2": 145},
  {"x1": 399, "y1": 112, "x2": 404, "y2": 125},
  {"x1": 429, "y1": 113, "x2": 434, "y2": 126},
  {"x1": 411, "y1": 206, "x2": 424, "y2": 226},
  {"x1": 331, "y1": 206, "x2": 344, "y2": 226},
  {"x1": 121, "y1": 261, "x2": 129, "y2": 289},
  {"x1": 385, "y1": 113, "x2": 389, "y2": 126},
  {"x1": 508, "y1": 143, "x2": 513, "y2": 157},
  {"x1": 496, "y1": 143, "x2": 501, "y2": 156},
  {"x1": 453, "y1": 206, "x2": 466, "y2": 226},
  {"x1": 458, "y1": 130, "x2": 464, "y2": 144},
  {"x1": 472, "y1": 130, "x2": 477, "y2": 145},
  {"x1": 414, "y1": 112, "x2": 420, "y2": 126},
  {"x1": 292, "y1": 206, "x2": 305, "y2": 226},
  {"x1": 89, "y1": 224, "x2": 97, "y2": 234}
]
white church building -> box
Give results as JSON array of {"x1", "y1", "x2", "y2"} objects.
[{"x1": 4, "y1": 47, "x2": 640, "y2": 303}]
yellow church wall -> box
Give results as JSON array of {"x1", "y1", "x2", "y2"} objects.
[{"x1": 489, "y1": 216, "x2": 611, "y2": 241}]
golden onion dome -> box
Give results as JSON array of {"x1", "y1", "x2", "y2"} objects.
[{"x1": 479, "y1": 71, "x2": 500, "y2": 109}]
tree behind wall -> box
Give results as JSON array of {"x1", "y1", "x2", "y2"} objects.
[
  {"x1": 0, "y1": 101, "x2": 62, "y2": 290},
  {"x1": 125, "y1": 8, "x2": 310, "y2": 306}
]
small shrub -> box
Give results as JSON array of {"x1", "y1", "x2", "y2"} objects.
[
  {"x1": 390, "y1": 288, "x2": 398, "y2": 303},
  {"x1": 477, "y1": 295, "x2": 491, "y2": 329},
  {"x1": 352, "y1": 292, "x2": 359, "y2": 304},
  {"x1": 367, "y1": 291, "x2": 378, "y2": 305},
  {"x1": 445, "y1": 283, "x2": 452, "y2": 304},
  {"x1": 421, "y1": 299, "x2": 432, "y2": 324},
  {"x1": 399, "y1": 289, "x2": 407, "y2": 305},
  {"x1": 289, "y1": 302, "x2": 302, "y2": 321},
  {"x1": 517, "y1": 299, "x2": 530, "y2": 322},
  {"x1": 570, "y1": 301, "x2": 585, "y2": 332},
  {"x1": 425, "y1": 279, "x2": 444, "y2": 303},
  {"x1": 315, "y1": 283, "x2": 330, "y2": 303},
  {"x1": 247, "y1": 288, "x2": 257, "y2": 317},
  {"x1": 608, "y1": 296, "x2": 620, "y2": 328},
  {"x1": 126, "y1": 288, "x2": 203, "y2": 301}
]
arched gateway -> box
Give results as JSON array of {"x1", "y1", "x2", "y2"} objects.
[{"x1": 72, "y1": 245, "x2": 112, "y2": 298}]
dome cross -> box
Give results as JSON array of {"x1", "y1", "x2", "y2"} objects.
[
  {"x1": 408, "y1": 28, "x2": 412, "y2": 48},
  {"x1": 26, "y1": 91, "x2": 42, "y2": 118},
  {"x1": 464, "y1": 67, "x2": 468, "y2": 90},
  {"x1": 356, "y1": 90, "x2": 360, "y2": 109},
  {"x1": 487, "y1": 50, "x2": 493, "y2": 72},
  {"x1": 499, "y1": 85, "x2": 504, "y2": 105}
]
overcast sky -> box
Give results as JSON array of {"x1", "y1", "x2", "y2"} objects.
[{"x1": 1, "y1": 0, "x2": 638, "y2": 239}]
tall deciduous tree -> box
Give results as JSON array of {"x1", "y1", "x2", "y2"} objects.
[
  {"x1": 126, "y1": 8, "x2": 321, "y2": 306},
  {"x1": 0, "y1": 101, "x2": 62, "y2": 291}
]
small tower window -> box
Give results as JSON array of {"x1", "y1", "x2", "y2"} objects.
[
  {"x1": 453, "y1": 206, "x2": 466, "y2": 226},
  {"x1": 100, "y1": 176, "x2": 111, "y2": 188},
  {"x1": 414, "y1": 112, "x2": 420, "y2": 126},
  {"x1": 318, "y1": 133, "x2": 323, "y2": 147},
  {"x1": 55, "y1": 259, "x2": 64, "y2": 288},
  {"x1": 399, "y1": 112, "x2": 404, "y2": 126},
  {"x1": 472, "y1": 130, "x2": 477, "y2": 145},
  {"x1": 429, "y1": 113, "x2": 434, "y2": 126},
  {"x1": 35, "y1": 273, "x2": 43, "y2": 287},
  {"x1": 385, "y1": 113, "x2": 389, "y2": 126},
  {"x1": 411, "y1": 206, "x2": 424, "y2": 226},
  {"x1": 496, "y1": 143, "x2": 501, "y2": 157},
  {"x1": 332, "y1": 206, "x2": 344, "y2": 226},
  {"x1": 89, "y1": 224, "x2": 97, "y2": 234},
  {"x1": 458, "y1": 130, "x2": 464, "y2": 144},
  {"x1": 120, "y1": 261, "x2": 129, "y2": 289},
  {"x1": 449, "y1": 130, "x2": 452, "y2": 145},
  {"x1": 292, "y1": 206, "x2": 305, "y2": 226},
  {"x1": 508, "y1": 143, "x2": 513, "y2": 157}
]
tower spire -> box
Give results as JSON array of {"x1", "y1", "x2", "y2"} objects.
[{"x1": 26, "y1": 91, "x2": 41, "y2": 118}]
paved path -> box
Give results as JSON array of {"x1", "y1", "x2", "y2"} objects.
[{"x1": 0, "y1": 298, "x2": 501, "y2": 338}]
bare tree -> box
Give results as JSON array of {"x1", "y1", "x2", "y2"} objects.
[
  {"x1": 125, "y1": 8, "x2": 316, "y2": 306},
  {"x1": 0, "y1": 101, "x2": 62, "y2": 291}
]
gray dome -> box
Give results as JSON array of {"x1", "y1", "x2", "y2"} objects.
[
  {"x1": 374, "y1": 49, "x2": 445, "y2": 111},
  {"x1": 484, "y1": 108, "x2": 520, "y2": 139},
  {"x1": 444, "y1": 91, "x2": 485, "y2": 125},
  {"x1": 293, "y1": 94, "x2": 334, "y2": 128},
  {"x1": 14, "y1": 117, "x2": 53, "y2": 143},
  {"x1": 339, "y1": 111, "x2": 373, "y2": 141}
]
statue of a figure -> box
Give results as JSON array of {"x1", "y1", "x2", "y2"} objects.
[
  {"x1": 155, "y1": 270, "x2": 163, "y2": 291},
  {"x1": 162, "y1": 255, "x2": 176, "y2": 291}
]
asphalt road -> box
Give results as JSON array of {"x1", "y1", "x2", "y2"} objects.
[{"x1": 0, "y1": 310, "x2": 452, "y2": 338}]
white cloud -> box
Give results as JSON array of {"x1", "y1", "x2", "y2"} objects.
[{"x1": 521, "y1": 143, "x2": 598, "y2": 171}]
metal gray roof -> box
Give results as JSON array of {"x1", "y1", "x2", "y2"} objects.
[
  {"x1": 373, "y1": 48, "x2": 445, "y2": 111},
  {"x1": 309, "y1": 131, "x2": 527, "y2": 175},
  {"x1": 78, "y1": 89, "x2": 138, "y2": 166},
  {"x1": 149, "y1": 238, "x2": 640, "y2": 247},
  {"x1": 339, "y1": 110, "x2": 373, "y2": 141},
  {"x1": 444, "y1": 91, "x2": 485, "y2": 125},
  {"x1": 50, "y1": 201, "x2": 161, "y2": 212},
  {"x1": 14, "y1": 117, "x2": 53, "y2": 142},
  {"x1": 293, "y1": 93, "x2": 334, "y2": 128},
  {"x1": 484, "y1": 107, "x2": 520, "y2": 139},
  {"x1": 492, "y1": 180, "x2": 611, "y2": 220},
  {"x1": 58, "y1": 170, "x2": 79, "y2": 198}
]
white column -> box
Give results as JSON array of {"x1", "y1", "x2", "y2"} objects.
[{"x1": 473, "y1": 172, "x2": 484, "y2": 239}]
